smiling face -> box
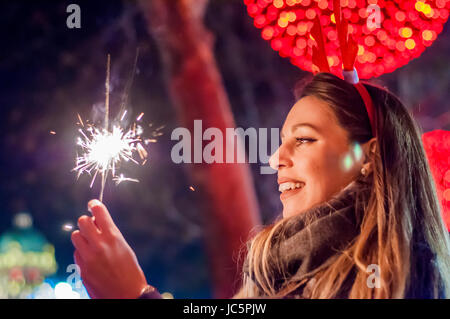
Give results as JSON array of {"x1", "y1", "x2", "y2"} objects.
[{"x1": 270, "y1": 95, "x2": 364, "y2": 218}]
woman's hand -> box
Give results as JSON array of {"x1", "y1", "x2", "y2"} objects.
[{"x1": 71, "y1": 199, "x2": 148, "y2": 299}]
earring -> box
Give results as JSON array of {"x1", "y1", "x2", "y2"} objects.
[{"x1": 361, "y1": 167, "x2": 367, "y2": 176}]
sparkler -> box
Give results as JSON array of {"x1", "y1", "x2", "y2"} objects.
[{"x1": 73, "y1": 54, "x2": 150, "y2": 202}]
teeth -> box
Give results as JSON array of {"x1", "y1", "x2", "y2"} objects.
[{"x1": 278, "y1": 182, "x2": 304, "y2": 193}]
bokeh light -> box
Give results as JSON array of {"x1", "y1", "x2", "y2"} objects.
[
  {"x1": 342, "y1": 153, "x2": 354, "y2": 171},
  {"x1": 353, "y1": 143, "x2": 363, "y2": 161},
  {"x1": 54, "y1": 282, "x2": 80, "y2": 299},
  {"x1": 245, "y1": 0, "x2": 450, "y2": 78}
]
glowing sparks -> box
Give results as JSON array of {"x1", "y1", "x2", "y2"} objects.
[
  {"x1": 120, "y1": 110, "x2": 128, "y2": 122},
  {"x1": 77, "y1": 113, "x2": 84, "y2": 127},
  {"x1": 73, "y1": 121, "x2": 146, "y2": 192},
  {"x1": 113, "y1": 174, "x2": 140, "y2": 185},
  {"x1": 72, "y1": 54, "x2": 158, "y2": 201},
  {"x1": 144, "y1": 139, "x2": 157, "y2": 145},
  {"x1": 136, "y1": 142, "x2": 148, "y2": 160}
]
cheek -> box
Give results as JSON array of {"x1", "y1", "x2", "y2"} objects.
[
  {"x1": 305, "y1": 148, "x2": 348, "y2": 200},
  {"x1": 282, "y1": 145, "x2": 353, "y2": 217},
  {"x1": 291, "y1": 150, "x2": 331, "y2": 204},
  {"x1": 323, "y1": 148, "x2": 345, "y2": 174},
  {"x1": 300, "y1": 147, "x2": 334, "y2": 183},
  {"x1": 320, "y1": 148, "x2": 355, "y2": 193}
]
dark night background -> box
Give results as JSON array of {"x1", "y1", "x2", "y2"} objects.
[{"x1": 0, "y1": 0, "x2": 448, "y2": 298}]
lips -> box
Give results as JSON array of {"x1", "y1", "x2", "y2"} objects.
[{"x1": 278, "y1": 177, "x2": 304, "y2": 185}]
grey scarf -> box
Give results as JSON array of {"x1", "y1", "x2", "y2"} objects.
[{"x1": 244, "y1": 178, "x2": 371, "y2": 298}]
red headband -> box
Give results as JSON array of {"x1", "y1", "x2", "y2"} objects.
[
  {"x1": 311, "y1": 0, "x2": 377, "y2": 137},
  {"x1": 354, "y1": 82, "x2": 376, "y2": 137},
  {"x1": 341, "y1": 67, "x2": 376, "y2": 137}
]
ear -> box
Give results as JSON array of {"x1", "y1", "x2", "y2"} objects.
[{"x1": 361, "y1": 137, "x2": 377, "y2": 171}]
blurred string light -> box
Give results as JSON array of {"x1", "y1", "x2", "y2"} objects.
[
  {"x1": 245, "y1": 0, "x2": 450, "y2": 78},
  {"x1": 54, "y1": 282, "x2": 80, "y2": 299},
  {"x1": 29, "y1": 280, "x2": 90, "y2": 299},
  {"x1": 0, "y1": 213, "x2": 57, "y2": 298}
]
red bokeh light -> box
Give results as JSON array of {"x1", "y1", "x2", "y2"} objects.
[
  {"x1": 245, "y1": 0, "x2": 450, "y2": 78},
  {"x1": 422, "y1": 130, "x2": 450, "y2": 231}
]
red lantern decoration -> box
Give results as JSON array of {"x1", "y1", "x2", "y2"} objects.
[
  {"x1": 422, "y1": 130, "x2": 450, "y2": 231},
  {"x1": 245, "y1": 0, "x2": 450, "y2": 78}
]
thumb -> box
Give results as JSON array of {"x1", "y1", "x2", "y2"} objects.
[{"x1": 87, "y1": 199, "x2": 117, "y2": 234}]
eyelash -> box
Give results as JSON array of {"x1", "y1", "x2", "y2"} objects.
[{"x1": 296, "y1": 137, "x2": 316, "y2": 145}]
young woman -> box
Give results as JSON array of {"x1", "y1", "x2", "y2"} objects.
[{"x1": 71, "y1": 72, "x2": 450, "y2": 299}]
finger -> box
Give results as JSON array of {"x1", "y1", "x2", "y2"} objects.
[
  {"x1": 74, "y1": 250, "x2": 87, "y2": 279},
  {"x1": 77, "y1": 215, "x2": 100, "y2": 242},
  {"x1": 73, "y1": 250, "x2": 86, "y2": 277},
  {"x1": 74, "y1": 250, "x2": 83, "y2": 267},
  {"x1": 87, "y1": 199, "x2": 117, "y2": 234},
  {"x1": 71, "y1": 230, "x2": 91, "y2": 256},
  {"x1": 74, "y1": 251, "x2": 97, "y2": 299}
]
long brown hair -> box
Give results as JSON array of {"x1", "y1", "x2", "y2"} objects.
[{"x1": 234, "y1": 72, "x2": 450, "y2": 298}]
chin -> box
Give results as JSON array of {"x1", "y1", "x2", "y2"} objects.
[
  {"x1": 282, "y1": 198, "x2": 317, "y2": 218},
  {"x1": 282, "y1": 206, "x2": 305, "y2": 218}
]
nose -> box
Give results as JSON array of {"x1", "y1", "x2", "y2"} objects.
[{"x1": 269, "y1": 143, "x2": 293, "y2": 170}]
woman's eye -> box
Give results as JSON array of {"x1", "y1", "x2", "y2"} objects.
[{"x1": 296, "y1": 137, "x2": 316, "y2": 145}]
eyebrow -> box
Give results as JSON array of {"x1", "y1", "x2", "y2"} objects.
[{"x1": 280, "y1": 123, "x2": 321, "y2": 139}]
